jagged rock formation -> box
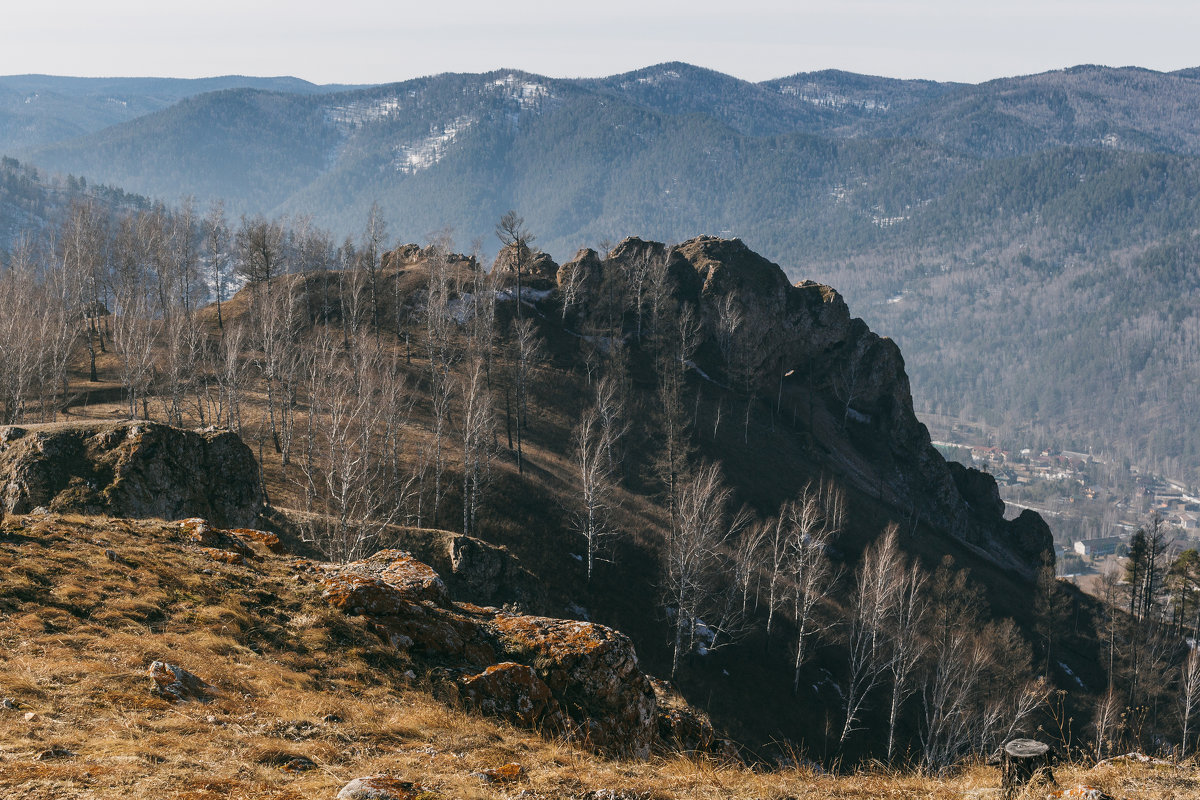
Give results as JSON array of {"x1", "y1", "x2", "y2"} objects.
[
  {"x1": 0, "y1": 421, "x2": 262, "y2": 527},
  {"x1": 383, "y1": 242, "x2": 478, "y2": 272},
  {"x1": 320, "y1": 549, "x2": 660, "y2": 758},
  {"x1": 492, "y1": 243, "x2": 560, "y2": 288},
  {"x1": 564, "y1": 235, "x2": 1053, "y2": 579}
]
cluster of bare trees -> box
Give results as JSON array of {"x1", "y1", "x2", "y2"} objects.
[
  {"x1": 1087, "y1": 512, "x2": 1200, "y2": 758},
  {"x1": 0, "y1": 198, "x2": 526, "y2": 564}
]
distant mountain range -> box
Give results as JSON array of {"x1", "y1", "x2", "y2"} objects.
[{"x1": 7, "y1": 62, "x2": 1200, "y2": 482}]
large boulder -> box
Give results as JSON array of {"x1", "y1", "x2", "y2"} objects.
[
  {"x1": 459, "y1": 661, "x2": 565, "y2": 730},
  {"x1": 0, "y1": 421, "x2": 262, "y2": 527},
  {"x1": 320, "y1": 552, "x2": 658, "y2": 758},
  {"x1": 487, "y1": 613, "x2": 657, "y2": 758}
]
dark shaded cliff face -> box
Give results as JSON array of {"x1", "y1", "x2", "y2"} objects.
[
  {"x1": 0, "y1": 421, "x2": 263, "y2": 527},
  {"x1": 586, "y1": 235, "x2": 1052, "y2": 579}
]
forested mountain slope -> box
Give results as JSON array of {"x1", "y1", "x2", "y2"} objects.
[
  {"x1": 0, "y1": 74, "x2": 365, "y2": 154},
  {"x1": 15, "y1": 62, "x2": 1200, "y2": 482}
]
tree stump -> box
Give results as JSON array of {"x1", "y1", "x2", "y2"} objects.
[{"x1": 1000, "y1": 738, "x2": 1054, "y2": 800}]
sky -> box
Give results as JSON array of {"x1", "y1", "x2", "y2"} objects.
[{"x1": 2, "y1": 1, "x2": 1199, "y2": 85}]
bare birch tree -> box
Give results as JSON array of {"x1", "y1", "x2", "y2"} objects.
[{"x1": 840, "y1": 524, "x2": 902, "y2": 746}]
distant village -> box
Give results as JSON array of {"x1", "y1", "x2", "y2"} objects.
[{"x1": 930, "y1": 427, "x2": 1200, "y2": 587}]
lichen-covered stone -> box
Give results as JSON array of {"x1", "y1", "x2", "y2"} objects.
[
  {"x1": 460, "y1": 662, "x2": 564, "y2": 730},
  {"x1": 488, "y1": 613, "x2": 657, "y2": 758},
  {"x1": 336, "y1": 776, "x2": 437, "y2": 800},
  {"x1": 0, "y1": 422, "x2": 262, "y2": 527},
  {"x1": 148, "y1": 660, "x2": 213, "y2": 703}
]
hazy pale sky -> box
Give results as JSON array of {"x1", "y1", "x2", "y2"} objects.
[{"x1": 2, "y1": 1, "x2": 1198, "y2": 84}]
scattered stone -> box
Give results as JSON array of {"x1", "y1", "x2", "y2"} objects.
[
  {"x1": 476, "y1": 763, "x2": 525, "y2": 783},
  {"x1": 229, "y1": 527, "x2": 284, "y2": 554},
  {"x1": 1, "y1": 698, "x2": 17, "y2": 710},
  {"x1": 104, "y1": 548, "x2": 118, "y2": 561},
  {"x1": 1045, "y1": 788, "x2": 1116, "y2": 800},
  {"x1": 35, "y1": 745, "x2": 74, "y2": 760},
  {"x1": 197, "y1": 546, "x2": 247, "y2": 565},
  {"x1": 322, "y1": 713, "x2": 344, "y2": 724},
  {"x1": 147, "y1": 660, "x2": 213, "y2": 703},
  {"x1": 337, "y1": 776, "x2": 437, "y2": 800},
  {"x1": 281, "y1": 756, "x2": 317, "y2": 772},
  {"x1": 1093, "y1": 751, "x2": 1172, "y2": 769},
  {"x1": 23, "y1": 711, "x2": 37, "y2": 722},
  {"x1": 650, "y1": 677, "x2": 738, "y2": 760}
]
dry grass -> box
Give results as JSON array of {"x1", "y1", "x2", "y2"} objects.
[{"x1": 2, "y1": 513, "x2": 1198, "y2": 799}]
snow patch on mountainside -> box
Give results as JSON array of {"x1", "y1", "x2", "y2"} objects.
[
  {"x1": 488, "y1": 74, "x2": 551, "y2": 110},
  {"x1": 392, "y1": 115, "x2": 476, "y2": 173}
]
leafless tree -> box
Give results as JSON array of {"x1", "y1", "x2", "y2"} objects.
[
  {"x1": 884, "y1": 536, "x2": 930, "y2": 762},
  {"x1": 509, "y1": 317, "x2": 543, "y2": 475},
  {"x1": 787, "y1": 482, "x2": 842, "y2": 695},
  {"x1": 559, "y1": 257, "x2": 587, "y2": 322},
  {"x1": 1180, "y1": 648, "x2": 1200, "y2": 758},
  {"x1": 298, "y1": 330, "x2": 411, "y2": 562},
  {"x1": 840, "y1": 524, "x2": 902, "y2": 746},
  {"x1": 1092, "y1": 686, "x2": 1122, "y2": 761},
  {"x1": 570, "y1": 375, "x2": 626, "y2": 583},
  {"x1": 214, "y1": 323, "x2": 249, "y2": 434},
  {"x1": 663, "y1": 461, "x2": 751, "y2": 676},
  {"x1": 203, "y1": 202, "x2": 230, "y2": 330},
  {"x1": 495, "y1": 210, "x2": 533, "y2": 322},
  {"x1": 461, "y1": 354, "x2": 495, "y2": 537},
  {"x1": 362, "y1": 201, "x2": 388, "y2": 335},
  {"x1": 235, "y1": 215, "x2": 285, "y2": 288},
  {"x1": 624, "y1": 249, "x2": 656, "y2": 342},
  {"x1": 111, "y1": 290, "x2": 157, "y2": 419}
]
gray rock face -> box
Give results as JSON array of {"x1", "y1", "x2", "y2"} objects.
[
  {"x1": 322, "y1": 551, "x2": 659, "y2": 759},
  {"x1": 0, "y1": 421, "x2": 262, "y2": 527},
  {"x1": 598, "y1": 234, "x2": 1053, "y2": 579},
  {"x1": 492, "y1": 243, "x2": 559, "y2": 287}
]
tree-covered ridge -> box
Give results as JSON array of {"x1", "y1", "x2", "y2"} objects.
[{"x1": 14, "y1": 62, "x2": 1200, "y2": 483}]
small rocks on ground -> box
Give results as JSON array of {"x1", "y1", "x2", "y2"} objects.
[
  {"x1": 1045, "y1": 787, "x2": 1117, "y2": 800},
  {"x1": 147, "y1": 660, "x2": 214, "y2": 703},
  {"x1": 337, "y1": 776, "x2": 437, "y2": 800},
  {"x1": 476, "y1": 762, "x2": 525, "y2": 783},
  {"x1": 35, "y1": 745, "x2": 75, "y2": 760},
  {"x1": 1, "y1": 698, "x2": 17, "y2": 709},
  {"x1": 281, "y1": 756, "x2": 317, "y2": 772},
  {"x1": 1093, "y1": 751, "x2": 1173, "y2": 768}
]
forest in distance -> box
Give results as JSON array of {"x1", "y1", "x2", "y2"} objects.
[{"x1": 3, "y1": 186, "x2": 1200, "y2": 768}]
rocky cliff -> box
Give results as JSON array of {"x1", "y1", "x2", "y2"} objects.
[
  {"x1": 0, "y1": 421, "x2": 263, "y2": 527},
  {"x1": 561, "y1": 235, "x2": 1052, "y2": 578}
]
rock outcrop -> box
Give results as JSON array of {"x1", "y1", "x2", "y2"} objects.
[
  {"x1": 590, "y1": 235, "x2": 1053, "y2": 579},
  {"x1": 320, "y1": 551, "x2": 659, "y2": 758},
  {"x1": 0, "y1": 421, "x2": 262, "y2": 527},
  {"x1": 383, "y1": 243, "x2": 478, "y2": 272},
  {"x1": 492, "y1": 243, "x2": 559, "y2": 288}
]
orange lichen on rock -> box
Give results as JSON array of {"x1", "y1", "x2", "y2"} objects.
[
  {"x1": 477, "y1": 762, "x2": 525, "y2": 783},
  {"x1": 229, "y1": 527, "x2": 284, "y2": 553},
  {"x1": 460, "y1": 662, "x2": 563, "y2": 729},
  {"x1": 487, "y1": 613, "x2": 656, "y2": 758}
]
